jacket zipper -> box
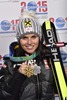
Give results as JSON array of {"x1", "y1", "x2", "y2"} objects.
[{"x1": 36, "y1": 75, "x2": 40, "y2": 100}]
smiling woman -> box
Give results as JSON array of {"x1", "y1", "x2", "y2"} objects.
[
  {"x1": 0, "y1": 11, "x2": 55, "y2": 100},
  {"x1": 20, "y1": 34, "x2": 39, "y2": 54}
]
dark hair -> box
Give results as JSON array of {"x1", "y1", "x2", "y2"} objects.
[
  {"x1": 9, "y1": 38, "x2": 51, "y2": 64},
  {"x1": 19, "y1": 40, "x2": 51, "y2": 63}
]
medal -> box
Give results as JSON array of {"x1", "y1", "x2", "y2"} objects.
[
  {"x1": 24, "y1": 60, "x2": 41, "y2": 77},
  {"x1": 24, "y1": 65, "x2": 34, "y2": 77},
  {"x1": 33, "y1": 64, "x2": 41, "y2": 75}
]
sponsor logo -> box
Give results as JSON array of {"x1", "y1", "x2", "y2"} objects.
[
  {"x1": 1, "y1": 20, "x2": 11, "y2": 31},
  {"x1": 46, "y1": 29, "x2": 59, "y2": 61},
  {"x1": 49, "y1": 17, "x2": 67, "y2": 30},
  {"x1": 55, "y1": 17, "x2": 65, "y2": 28},
  {"x1": 27, "y1": 1, "x2": 37, "y2": 11},
  {"x1": 0, "y1": 19, "x2": 19, "y2": 34},
  {"x1": 24, "y1": 20, "x2": 32, "y2": 27},
  {"x1": 61, "y1": 50, "x2": 67, "y2": 63}
]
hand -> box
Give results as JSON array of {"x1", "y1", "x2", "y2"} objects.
[
  {"x1": 18, "y1": 61, "x2": 34, "y2": 77},
  {"x1": 18, "y1": 61, "x2": 27, "y2": 75}
]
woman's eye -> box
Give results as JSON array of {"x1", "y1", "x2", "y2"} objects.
[
  {"x1": 32, "y1": 35, "x2": 38, "y2": 39},
  {"x1": 21, "y1": 36, "x2": 27, "y2": 39}
]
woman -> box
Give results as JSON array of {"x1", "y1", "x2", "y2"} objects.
[{"x1": 0, "y1": 12, "x2": 55, "y2": 100}]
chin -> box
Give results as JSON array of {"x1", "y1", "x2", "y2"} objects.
[{"x1": 26, "y1": 51, "x2": 35, "y2": 54}]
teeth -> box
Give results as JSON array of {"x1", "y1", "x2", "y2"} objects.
[{"x1": 26, "y1": 46, "x2": 33, "y2": 49}]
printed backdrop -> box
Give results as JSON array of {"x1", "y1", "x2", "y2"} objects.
[{"x1": 0, "y1": 0, "x2": 67, "y2": 73}]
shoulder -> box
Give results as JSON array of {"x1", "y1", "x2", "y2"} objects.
[{"x1": 3, "y1": 57, "x2": 14, "y2": 75}]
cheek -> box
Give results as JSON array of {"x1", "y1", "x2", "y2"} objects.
[
  {"x1": 34, "y1": 38, "x2": 39, "y2": 45},
  {"x1": 20, "y1": 39, "x2": 26, "y2": 46}
]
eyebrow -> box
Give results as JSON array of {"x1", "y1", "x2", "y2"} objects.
[{"x1": 22, "y1": 34, "x2": 38, "y2": 37}]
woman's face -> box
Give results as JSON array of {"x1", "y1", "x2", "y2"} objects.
[{"x1": 20, "y1": 34, "x2": 39, "y2": 54}]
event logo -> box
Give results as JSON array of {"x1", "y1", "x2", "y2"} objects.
[
  {"x1": 20, "y1": 1, "x2": 48, "y2": 14},
  {"x1": 49, "y1": 17, "x2": 67, "y2": 30},
  {"x1": 27, "y1": 1, "x2": 37, "y2": 11},
  {"x1": 1, "y1": 20, "x2": 11, "y2": 31},
  {"x1": 0, "y1": 19, "x2": 19, "y2": 33},
  {"x1": 55, "y1": 17, "x2": 65, "y2": 28}
]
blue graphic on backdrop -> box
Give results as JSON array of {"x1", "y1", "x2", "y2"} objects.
[
  {"x1": 61, "y1": 50, "x2": 67, "y2": 63},
  {"x1": 55, "y1": 17, "x2": 65, "y2": 28},
  {"x1": 27, "y1": 1, "x2": 37, "y2": 11},
  {"x1": 1, "y1": 20, "x2": 11, "y2": 31}
]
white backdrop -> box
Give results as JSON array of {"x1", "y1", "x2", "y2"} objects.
[
  {"x1": 0, "y1": 1, "x2": 67, "y2": 99},
  {"x1": 0, "y1": 0, "x2": 67, "y2": 66}
]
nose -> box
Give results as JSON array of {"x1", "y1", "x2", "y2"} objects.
[{"x1": 27, "y1": 38, "x2": 32, "y2": 44}]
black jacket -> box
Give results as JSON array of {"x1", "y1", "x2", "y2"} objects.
[{"x1": 0, "y1": 57, "x2": 55, "y2": 100}]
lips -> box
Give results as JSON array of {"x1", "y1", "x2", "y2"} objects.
[{"x1": 26, "y1": 46, "x2": 34, "y2": 50}]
